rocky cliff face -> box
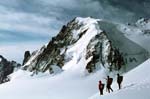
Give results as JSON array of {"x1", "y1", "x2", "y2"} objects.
[
  {"x1": 23, "y1": 17, "x2": 88, "y2": 74},
  {"x1": 23, "y1": 17, "x2": 149, "y2": 75},
  {"x1": 0, "y1": 55, "x2": 21, "y2": 84},
  {"x1": 84, "y1": 19, "x2": 149, "y2": 73}
]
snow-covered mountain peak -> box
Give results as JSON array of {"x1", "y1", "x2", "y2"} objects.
[
  {"x1": 66, "y1": 17, "x2": 102, "y2": 41},
  {"x1": 23, "y1": 17, "x2": 149, "y2": 76},
  {"x1": 75, "y1": 17, "x2": 101, "y2": 25},
  {"x1": 23, "y1": 17, "x2": 104, "y2": 74},
  {"x1": 63, "y1": 17, "x2": 102, "y2": 71}
]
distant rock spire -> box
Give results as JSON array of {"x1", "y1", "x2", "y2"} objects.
[{"x1": 22, "y1": 51, "x2": 31, "y2": 65}]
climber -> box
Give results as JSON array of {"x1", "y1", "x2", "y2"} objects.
[
  {"x1": 117, "y1": 73, "x2": 123, "y2": 89},
  {"x1": 106, "y1": 76, "x2": 113, "y2": 93},
  {"x1": 98, "y1": 80, "x2": 105, "y2": 95}
]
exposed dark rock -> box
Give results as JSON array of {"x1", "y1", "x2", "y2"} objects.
[
  {"x1": 23, "y1": 18, "x2": 86, "y2": 74},
  {"x1": 22, "y1": 51, "x2": 31, "y2": 65},
  {"x1": 0, "y1": 55, "x2": 21, "y2": 84}
]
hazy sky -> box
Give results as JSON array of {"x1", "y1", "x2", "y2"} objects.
[{"x1": 0, "y1": 0, "x2": 149, "y2": 63}]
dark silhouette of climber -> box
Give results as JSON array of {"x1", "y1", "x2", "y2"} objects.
[
  {"x1": 117, "y1": 73, "x2": 123, "y2": 89},
  {"x1": 106, "y1": 76, "x2": 113, "y2": 93}
]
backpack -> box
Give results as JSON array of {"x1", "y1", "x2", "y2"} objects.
[
  {"x1": 102, "y1": 84, "x2": 105, "y2": 90},
  {"x1": 108, "y1": 78, "x2": 113, "y2": 85},
  {"x1": 99, "y1": 83, "x2": 105, "y2": 90}
]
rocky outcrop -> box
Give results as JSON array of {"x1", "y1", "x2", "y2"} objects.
[
  {"x1": 85, "y1": 30, "x2": 129, "y2": 73},
  {"x1": 22, "y1": 51, "x2": 31, "y2": 65},
  {"x1": 23, "y1": 18, "x2": 86, "y2": 74},
  {"x1": 0, "y1": 55, "x2": 21, "y2": 84}
]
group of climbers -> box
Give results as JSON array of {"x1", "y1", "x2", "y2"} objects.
[{"x1": 98, "y1": 73, "x2": 123, "y2": 95}]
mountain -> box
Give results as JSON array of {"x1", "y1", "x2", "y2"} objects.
[
  {"x1": 0, "y1": 17, "x2": 149, "y2": 99},
  {"x1": 22, "y1": 17, "x2": 149, "y2": 75},
  {"x1": 0, "y1": 55, "x2": 21, "y2": 84}
]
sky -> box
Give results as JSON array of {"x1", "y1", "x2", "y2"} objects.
[{"x1": 0, "y1": 0, "x2": 149, "y2": 63}]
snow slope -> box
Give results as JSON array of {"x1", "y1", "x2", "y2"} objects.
[
  {"x1": 90, "y1": 59, "x2": 150, "y2": 99},
  {"x1": 1, "y1": 59, "x2": 150, "y2": 99},
  {"x1": 118, "y1": 18, "x2": 150, "y2": 53},
  {"x1": 0, "y1": 64, "x2": 107, "y2": 99}
]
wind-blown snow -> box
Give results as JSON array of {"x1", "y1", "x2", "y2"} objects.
[{"x1": 90, "y1": 59, "x2": 150, "y2": 99}]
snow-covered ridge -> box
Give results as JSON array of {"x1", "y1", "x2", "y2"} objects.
[
  {"x1": 63, "y1": 17, "x2": 102, "y2": 71},
  {"x1": 75, "y1": 17, "x2": 101, "y2": 26},
  {"x1": 70, "y1": 17, "x2": 102, "y2": 41},
  {"x1": 23, "y1": 17, "x2": 104, "y2": 74},
  {"x1": 118, "y1": 18, "x2": 150, "y2": 52},
  {"x1": 23, "y1": 17, "x2": 149, "y2": 76}
]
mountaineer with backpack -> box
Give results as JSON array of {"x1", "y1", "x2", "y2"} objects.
[
  {"x1": 98, "y1": 80, "x2": 105, "y2": 95},
  {"x1": 106, "y1": 76, "x2": 113, "y2": 93},
  {"x1": 117, "y1": 73, "x2": 123, "y2": 89}
]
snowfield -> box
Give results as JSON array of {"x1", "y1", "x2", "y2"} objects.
[
  {"x1": 0, "y1": 64, "x2": 107, "y2": 99},
  {"x1": 90, "y1": 59, "x2": 150, "y2": 99},
  {"x1": 0, "y1": 59, "x2": 150, "y2": 99}
]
